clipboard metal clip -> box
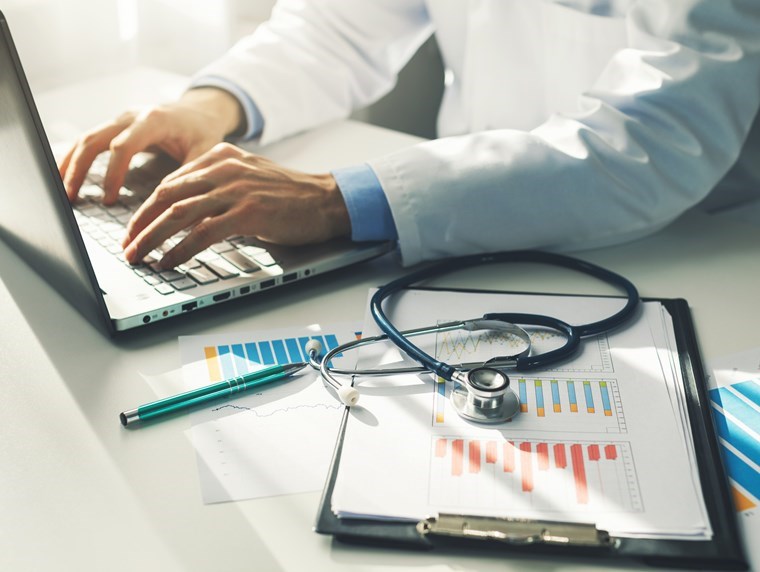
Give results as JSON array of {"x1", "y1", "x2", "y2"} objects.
[{"x1": 417, "y1": 514, "x2": 616, "y2": 548}]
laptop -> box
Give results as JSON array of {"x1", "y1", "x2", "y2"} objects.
[{"x1": 0, "y1": 11, "x2": 392, "y2": 334}]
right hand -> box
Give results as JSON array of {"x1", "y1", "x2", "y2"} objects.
[{"x1": 59, "y1": 87, "x2": 244, "y2": 204}]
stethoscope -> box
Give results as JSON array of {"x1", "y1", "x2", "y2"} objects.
[{"x1": 305, "y1": 251, "x2": 640, "y2": 424}]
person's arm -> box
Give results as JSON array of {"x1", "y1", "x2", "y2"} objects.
[
  {"x1": 365, "y1": 0, "x2": 760, "y2": 266},
  {"x1": 191, "y1": 0, "x2": 433, "y2": 145}
]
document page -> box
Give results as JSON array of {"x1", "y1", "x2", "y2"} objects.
[{"x1": 331, "y1": 290, "x2": 710, "y2": 539}]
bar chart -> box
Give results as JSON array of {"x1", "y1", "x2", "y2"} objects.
[
  {"x1": 709, "y1": 379, "x2": 760, "y2": 513},
  {"x1": 202, "y1": 332, "x2": 359, "y2": 381},
  {"x1": 433, "y1": 377, "x2": 626, "y2": 433},
  {"x1": 429, "y1": 436, "x2": 642, "y2": 514}
]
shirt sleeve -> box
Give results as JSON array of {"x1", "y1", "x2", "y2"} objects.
[{"x1": 332, "y1": 164, "x2": 398, "y2": 242}]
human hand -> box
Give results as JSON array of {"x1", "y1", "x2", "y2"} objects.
[
  {"x1": 59, "y1": 87, "x2": 244, "y2": 204},
  {"x1": 121, "y1": 143, "x2": 351, "y2": 269}
]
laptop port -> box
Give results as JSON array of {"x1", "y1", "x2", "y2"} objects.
[
  {"x1": 240, "y1": 286, "x2": 250, "y2": 295},
  {"x1": 213, "y1": 291, "x2": 231, "y2": 302},
  {"x1": 181, "y1": 302, "x2": 197, "y2": 312},
  {"x1": 260, "y1": 278, "x2": 276, "y2": 289},
  {"x1": 282, "y1": 272, "x2": 297, "y2": 283}
]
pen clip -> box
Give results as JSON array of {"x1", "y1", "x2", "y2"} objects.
[{"x1": 416, "y1": 513, "x2": 615, "y2": 548}]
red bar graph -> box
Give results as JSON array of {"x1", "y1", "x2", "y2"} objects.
[
  {"x1": 452, "y1": 439, "x2": 464, "y2": 476},
  {"x1": 431, "y1": 437, "x2": 639, "y2": 512},
  {"x1": 554, "y1": 443, "x2": 567, "y2": 469},
  {"x1": 519, "y1": 442, "x2": 534, "y2": 492},
  {"x1": 486, "y1": 441, "x2": 498, "y2": 464},
  {"x1": 571, "y1": 444, "x2": 589, "y2": 504},
  {"x1": 469, "y1": 441, "x2": 481, "y2": 474},
  {"x1": 536, "y1": 442, "x2": 550, "y2": 470},
  {"x1": 503, "y1": 441, "x2": 515, "y2": 473}
]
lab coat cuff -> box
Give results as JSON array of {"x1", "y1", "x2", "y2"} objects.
[
  {"x1": 332, "y1": 164, "x2": 398, "y2": 242},
  {"x1": 189, "y1": 75, "x2": 265, "y2": 141}
]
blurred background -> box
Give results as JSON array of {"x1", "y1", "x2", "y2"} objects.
[{"x1": 3, "y1": 0, "x2": 443, "y2": 138}]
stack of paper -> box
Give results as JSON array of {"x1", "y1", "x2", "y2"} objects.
[{"x1": 331, "y1": 289, "x2": 711, "y2": 540}]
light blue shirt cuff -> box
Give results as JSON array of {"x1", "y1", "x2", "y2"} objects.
[
  {"x1": 332, "y1": 164, "x2": 398, "y2": 242},
  {"x1": 189, "y1": 75, "x2": 264, "y2": 140}
]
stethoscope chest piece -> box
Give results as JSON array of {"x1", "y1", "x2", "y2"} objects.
[{"x1": 451, "y1": 367, "x2": 521, "y2": 424}]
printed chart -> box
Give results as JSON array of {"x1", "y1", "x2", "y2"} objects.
[
  {"x1": 180, "y1": 323, "x2": 361, "y2": 503},
  {"x1": 201, "y1": 332, "x2": 358, "y2": 381},
  {"x1": 429, "y1": 436, "x2": 642, "y2": 513},
  {"x1": 433, "y1": 377, "x2": 626, "y2": 433},
  {"x1": 709, "y1": 379, "x2": 760, "y2": 512},
  {"x1": 434, "y1": 327, "x2": 614, "y2": 374}
]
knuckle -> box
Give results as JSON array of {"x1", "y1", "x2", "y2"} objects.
[
  {"x1": 211, "y1": 142, "x2": 237, "y2": 157},
  {"x1": 166, "y1": 202, "x2": 189, "y2": 221}
]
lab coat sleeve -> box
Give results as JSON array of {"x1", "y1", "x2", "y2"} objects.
[
  {"x1": 193, "y1": 0, "x2": 433, "y2": 145},
  {"x1": 369, "y1": 0, "x2": 760, "y2": 266}
]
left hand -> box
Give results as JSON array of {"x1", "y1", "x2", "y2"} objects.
[{"x1": 121, "y1": 143, "x2": 350, "y2": 269}]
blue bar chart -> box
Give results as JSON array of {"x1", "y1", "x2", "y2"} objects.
[
  {"x1": 203, "y1": 333, "x2": 354, "y2": 381},
  {"x1": 709, "y1": 379, "x2": 760, "y2": 512}
]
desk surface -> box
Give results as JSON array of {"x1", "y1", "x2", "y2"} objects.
[{"x1": 2, "y1": 68, "x2": 759, "y2": 572}]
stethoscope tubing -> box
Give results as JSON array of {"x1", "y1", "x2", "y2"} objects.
[{"x1": 370, "y1": 250, "x2": 640, "y2": 381}]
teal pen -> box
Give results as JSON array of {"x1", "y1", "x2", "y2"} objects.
[{"x1": 120, "y1": 362, "x2": 308, "y2": 427}]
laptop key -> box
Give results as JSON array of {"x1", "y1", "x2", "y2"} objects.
[
  {"x1": 203, "y1": 260, "x2": 239, "y2": 279},
  {"x1": 171, "y1": 278, "x2": 197, "y2": 291},
  {"x1": 187, "y1": 266, "x2": 219, "y2": 285},
  {"x1": 143, "y1": 275, "x2": 161, "y2": 286},
  {"x1": 159, "y1": 269, "x2": 185, "y2": 282},
  {"x1": 221, "y1": 250, "x2": 262, "y2": 273},
  {"x1": 154, "y1": 283, "x2": 175, "y2": 295}
]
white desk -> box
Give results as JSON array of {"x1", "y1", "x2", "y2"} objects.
[{"x1": 2, "y1": 68, "x2": 759, "y2": 572}]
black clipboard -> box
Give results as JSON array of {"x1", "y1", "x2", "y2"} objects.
[{"x1": 314, "y1": 293, "x2": 748, "y2": 570}]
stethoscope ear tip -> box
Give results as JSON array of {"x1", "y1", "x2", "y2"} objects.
[{"x1": 338, "y1": 385, "x2": 360, "y2": 406}]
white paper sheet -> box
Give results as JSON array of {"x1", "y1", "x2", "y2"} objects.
[
  {"x1": 331, "y1": 290, "x2": 710, "y2": 539},
  {"x1": 179, "y1": 323, "x2": 359, "y2": 503}
]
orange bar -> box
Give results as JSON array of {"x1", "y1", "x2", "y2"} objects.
[
  {"x1": 553, "y1": 443, "x2": 567, "y2": 469},
  {"x1": 204, "y1": 346, "x2": 221, "y2": 382},
  {"x1": 536, "y1": 443, "x2": 549, "y2": 470},
  {"x1": 553, "y1": 404, "x2": 561, "y2": 413},
  {"x1": 503, "y1": 441, "x2": 515, "y2": 473},
  {"x1": 519, "y1": 442, "x2": 534, "y2": 492},
  {"x1": 537, "y1": 408, "x2": 545, "y2": 417},
  {"x1": 604, "y1": 444, "x2": 617, "y2": 460},
  {"x1": 485, "y1": 441, "x2": 498, "y2": 464},
  {"x1": 452, "y1": 439, "x2": 464, "y2": 476},
  {"x1": 571, "y1": 444, "x2": 588, "y2": 504},
  {"x1": 732, "y1": 485, "x2": 757, "y2": 512},
  {"x1": 469, "y1": 441, "x2": 481, "y2": 473},
  {"x1": 604, "y1": 410, "x2": 612, "y2": 417},
  {"x1": 435, "y1": 438, "x2": 447, "y2": 458},
  {"x1": 570, "y1": 404, "x2": 579, "y2": 412},
  {"x1": 520, "y1": 403, "x2": 528, "y2": 413},
  {"x1": 588, "y1": 444, "x2": 600, "y2": 461}
]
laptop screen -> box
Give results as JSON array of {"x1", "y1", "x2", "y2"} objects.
[{"x1": 0, "y1": 13, "x2": 111, "y2": 333}]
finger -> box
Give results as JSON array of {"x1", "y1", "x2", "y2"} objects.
[
  {"x1": 159, "y1": 213, "x2": 236, "y2": 270},
  {"x1": 102, "y1": 120, "x2": 164, "y2": 204},
  {"x1": 58, "y1": 144, "x2": 75, "y2": 180},
  {"x1": 123, "y1": 195, "x2": 222, "y2": 266},
  {"x1": 61, "y1": 123, "x2": 126, "y2": 201},
  {"x1": 122, "y1": 172, "x2": 216, "y2": 247},
  {"x1": 161, "y1": 142, "x2": 242, "y2": 185}
]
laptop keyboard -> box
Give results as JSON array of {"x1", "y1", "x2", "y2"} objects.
[{"x1": 72, "y1": 155, "x2": 278, "y2": 296}]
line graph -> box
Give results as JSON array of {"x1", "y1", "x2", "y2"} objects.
[{"x1": 434, "y1": 327, "x2": 614, "y2": 374}]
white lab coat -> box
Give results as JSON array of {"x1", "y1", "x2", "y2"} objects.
[{"x1": 197, "y1": 0, "x2": 760, "y2": 266}]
